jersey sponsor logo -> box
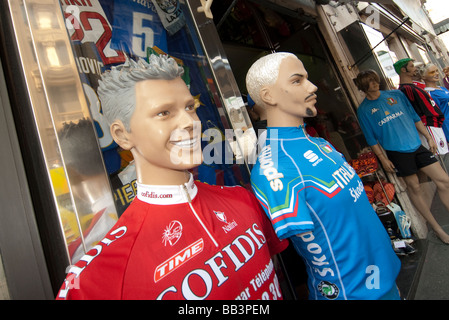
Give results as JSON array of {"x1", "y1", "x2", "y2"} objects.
[
  {"x1": 318, "y1": 281, "x2": 339, "y2": 299},
  {"x1": 377, "y1": 111, "x2": 404, "y2": 126},
  {"x1": 58, "y1": 226, "x2": 128, "y2": 299},
  {"x1": 297, "y1": 231, "x2": 335, "y2": 278},
  {"x1": 331, "y1": 162, "x2": 356, "y2": 190},
  {"x1": 162, "y1": 220, "x2": 183, "y2": 246},
  {"x1": 349, "y1": 180, "x2": 364, "y2": 203},
  {"x1": 213, "y1": 211, "x2": 238, "y2": 233},
  {"x1": 258, "y1": 146, "x2": 284, "y2": 192},
  {"x1": 156, "y1": 223, "x2": 274, "y2": 300},
  {"x1": 430, "y1": 98, "x2": 436, "y2": 107},
  {"x1": 154, "y1": 238, "x2": 204, "y2": 282},
  {"x1": 141, "y1": 191, "x2": 173, "y2": 199},
  {"x1": 304, "y1": 150, "x2": 323, "y2": 166}
]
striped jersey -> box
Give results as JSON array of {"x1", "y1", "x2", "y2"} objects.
[
  {"x1": 399, "y1": 83, "x2": 444, "y2": 127},
  {"x1": 250, "y1": 126, "x2": 400, "y2": 300}
]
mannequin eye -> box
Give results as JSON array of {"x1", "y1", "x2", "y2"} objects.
[
  {"x1": 291, "y1": 75, "x2": 304, "y2": 84},
  {"x1": 186, "y1": 100, "x2": 199, "y2": 111},
  {"x1": 157, "y1": 111, "x2": 170, "y2": 117}
]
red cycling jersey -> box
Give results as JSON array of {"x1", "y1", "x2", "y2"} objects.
[{"x1": 56, "y1": 174, "x2": 288, "y2": 300}]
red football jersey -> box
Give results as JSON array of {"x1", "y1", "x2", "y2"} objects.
[{"x1": 57, "y1": 175, "x2": 288, "y2": 300}]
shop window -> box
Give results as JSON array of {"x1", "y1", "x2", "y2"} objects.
[
  {"x1": 61, "y1": 0, "x2": 252, "y2": 218},
  {"x1": 215, "y1": 0, "x2": 367, "y2": 160}
]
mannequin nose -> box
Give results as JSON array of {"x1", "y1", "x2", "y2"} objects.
[{"x1": 179, "y1": 109, "x2": 199, "y2": 131}]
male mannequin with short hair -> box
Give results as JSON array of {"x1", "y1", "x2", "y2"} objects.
[
  {"x1": 247, "y1": 52, "x2": 401, "y2": 300},
  {"x1": 56, "y1": 54, "x2": 287, "y2": 300}
]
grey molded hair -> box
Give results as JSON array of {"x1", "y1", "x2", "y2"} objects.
[
  {"x1": 417, "y1": 62, "x2": 436, "y2": 80},
  {"x1": 97, "y1": 54, "x2": 184, "y2": 131},
  {"x1": 245, "y1": 52, "x2": 296, "y2": 107}
]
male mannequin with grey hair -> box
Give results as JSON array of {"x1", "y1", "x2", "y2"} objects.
[
  {"x1": 57, "y1": 54, "x2": 287, "y2": 300},
  {"x1": 247, "y1": 52, "x2": 400, "y2": 300}
]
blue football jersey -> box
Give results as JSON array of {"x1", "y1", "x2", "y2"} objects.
[
  {"x1": 109, "y1": 0, "x2": 168, "y2": 59},
  {"x1": 251, "y1": 126, "x2": 400, "y2": 300},
  {"x1": 357, "y1": 90, "x2": 422, "y2": 153}
]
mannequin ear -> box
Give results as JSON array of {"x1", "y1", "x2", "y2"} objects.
[
  {"x1": 110, "y1": 120, "x2": 134, "y2": 150},
  {"x1": 260, "y1": 86, "x2": 276, "y2": 107}
]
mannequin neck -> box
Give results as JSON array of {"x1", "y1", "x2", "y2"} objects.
[
  {"x1": 425, "y1": 80, "x2": 438, "y2": 88},
  {"x1": 266, "y1": 108, "x2": 304, "y2": 127},
  {"x1": 365, "y1": 90, "x2": 381, "y2": 100},
  {"x1": 399, "y1": 74, "x2": 413, "y2": 84}
]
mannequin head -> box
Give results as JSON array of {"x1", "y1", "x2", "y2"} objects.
[
  {"x1": 419, "y1": 63, "x2": 440, "y2": 87},
  {"x1": 355, "y1": 69, "x2": 380, "y2": 93},
  {"x1": 246, "y1": 52, "x2": 318, "y2": 127},
  {"x1": 98, "y1": 55, "x2": 202, "y2": 185},
  {"x1": 393, "y1": 58, "x2": 417, "y2": 83}
]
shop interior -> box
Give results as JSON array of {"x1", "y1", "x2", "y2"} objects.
[{"x1": 212, "y1": 0, "x2": 369, "y2": 162}]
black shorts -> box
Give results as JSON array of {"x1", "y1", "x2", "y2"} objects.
[{"x1": 385, "y1": 145, "x2": 438, "y2": 177}]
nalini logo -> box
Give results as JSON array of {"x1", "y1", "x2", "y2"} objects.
[
  {"x1": 304, "y1": 150, "x2": 323, "y2": 166},
  {"x1": 214, "y1": 210, "x2": 227, "y2": 223},
  {"x1": 162, "y1": 220, "x2": 183, "y2": 246},
  {"x1": 213, "y1": 210, "x2": 237, "y2": 233}
]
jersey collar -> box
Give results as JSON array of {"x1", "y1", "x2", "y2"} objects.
[
  {"x1": 266, "y1": 125, "x2": 307, "y2": 139},
  {"x1": 136, "y1": 173, "x2": 198, "y2": 205}
]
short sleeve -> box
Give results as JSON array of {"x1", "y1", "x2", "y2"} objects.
[
  {"x1": 251, "y1": 170, "x2": 314, "y2": 240},
  {"x1": 357, "y1": 104, "x2": 378, "y2": 146}
]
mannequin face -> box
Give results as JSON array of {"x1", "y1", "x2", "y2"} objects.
[
  {"x1": 366, "y1": 78, "x2": 380, "y2": 94},
  {"x1": 402, "y1": 61, "x2": 417, "y2": 77},
  {"x1": 113, "y1": 77, "x2": 202, "y2": 178},
  {"x1": 422, "y1": 65, "x2": 440, "y2": 84},
  {"x1": 264, "y1": 56, "x2": 318, "y2": 120}
]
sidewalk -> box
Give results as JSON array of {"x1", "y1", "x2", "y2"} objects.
[{"x1": 396, "y1": 193, "x2": 449, "y2": 300}]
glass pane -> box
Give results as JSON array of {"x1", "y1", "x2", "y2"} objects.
[
  {"x1": 217, "y1": 1, "x2": 367, "y2": 160},
  {"x1": 7, "y1": 0, "x2": 119, "y2": 264},
  {"x1": 61, "y1": 0, "x2": 251, "y2": 216}
]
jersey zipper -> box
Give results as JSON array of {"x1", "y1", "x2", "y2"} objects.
[{"x1": 182, "y1": 184, "x2": 219, "y2": 247}]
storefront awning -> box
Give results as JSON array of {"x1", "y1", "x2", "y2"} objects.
[{"x1": 434, "y1": 18, "x2": 449, "y2": 35}]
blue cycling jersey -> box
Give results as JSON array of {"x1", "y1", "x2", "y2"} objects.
[{"x1": 251, "y1": 126, "x2": 400, "y2": 300}]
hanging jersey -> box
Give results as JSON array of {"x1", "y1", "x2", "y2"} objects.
[
  {"x1": 250, "y1": 126, "x2": 400, "y2": 300},
  {"x1": 399, "y1": 83, "x2": 444, "y2": 127},
  {"x1": 357, "y1": 90, "x2": 422, "y2": 153},
  {"x1": 109, "y1": 0, "x2": 168, "y2": 59},
  {"x1": 61, "y1": 0, "x2": 127, "y2": 174},
  {"x1": 57, "y1": 175, "x2": 287, "y2": 300}
]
